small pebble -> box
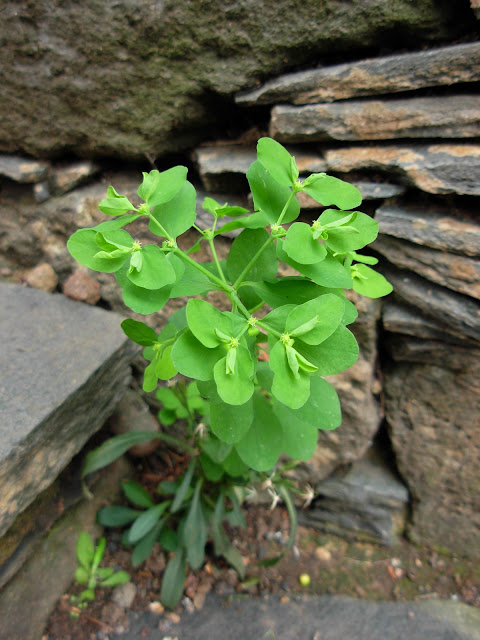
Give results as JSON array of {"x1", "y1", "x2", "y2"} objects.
[
  {"x1": 63, "y1": 270, "x2": 101, "y2": 304},
  {"x1": 112, "y1": 582, "x2": 137, "y2": 609},
  {"x1": 314, "y1": 547, "x2": 332, "y2": 562},
  {"x1": 25, "y1": 263, "x2": 58, "y2": 292},
  {"x1": 148, "y1": 601, "x2": 165, "y2": 615}
]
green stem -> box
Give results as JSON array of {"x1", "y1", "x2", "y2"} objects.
[
  {"x1": 174, "y1": 248, "x2": 231, "y2": 292},
  {"x1": 276, "y1": 191, "x2": 296, "y2": 226},
  {"x1": 147, "y1": 213, "x2": 173, "y2": 241},
  {"x1": 208, "y1": 237, "x2": 228, "y2": 285},
  {"x1": 233, "y1": 236, "x2": 273, "y2": 289},
  {"x1": 257, "y1": 320, "x2": 281, "y2": 339}
]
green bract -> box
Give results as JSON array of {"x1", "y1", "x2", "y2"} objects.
[{"x1": 70, "y1": 136, "x2": 393, "y2": 609}]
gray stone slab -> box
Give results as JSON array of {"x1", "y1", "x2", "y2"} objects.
[
  {"x1": 325, "y1": 144, "x2": 480, "y2": 196},
  {"x1": 116, "y1": 593, "x2": 480, "y2": 640},
  {"x1": 0, "y1": 155, "x2": 49, "y2": 183},
  {"x1": 301, "y1": 447, "x2": 409, "y2": 545},
  {"x1": 236, "y1": 42, "x2": 480, "y2": 105},
  {"x1": 375, "y1": 205, "x2": 480, "y2": 257},
  {"x1": 271, "y1": 95, "x2": 480, "y2": 143},
  {"x1": 0, "y1": 282, "x2": 137, "y2": 536}
]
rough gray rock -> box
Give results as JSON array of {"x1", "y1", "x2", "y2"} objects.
[
  {"x1": 236, "y1": 41, "x2": 480, "y2": 105},
  {"x1": 384, "y1": 356, "x2": 480, "y2": 557},
  {"x1": 0, "y1": 155, "x2": 49, "y2": 183},
  {"x1": 271, "y1": 95, "x2": 480, "y2": 143},
  {"x1": 375, "y1": 205, "x2": 480, "y2": 257},
  {"x1": 382, "y1": 268, "x2": 480, "y2": 343},
  {"x1": 382, "y1": 302, "x2": 473, "y2": 345},
  {"x1": 49, "y1": 160, "x2": 99, "y2": 195},
  {"x1": 0, "y1": 283, "x2": 138, "y2": 536},
  {"x1": 326, "y1": 143, "x2": 480, "y2": 196},
  {"x1": 374, "y1": 235, "x2": 480, "y2": 300},
  {"x1": 0, "y1": 0, "x2": 471, "y2": 159},
  {"x1": 387, "y1": 335, "x2": 480, "y2": 371},
  {"x1": 301, "y1": 446, "x2": 409, "y2": 545},
  {"x1": 116, "y1": 593, "x2": 480, "y2": 640},
  {"x1": 109, "y1": 388, "x2": 161, "y2": 457}
]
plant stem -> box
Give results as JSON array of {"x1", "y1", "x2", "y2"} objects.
[
  {"x1": 174, "y1": 248, "x2": 231, "y2": 292},
  {"x1": 233, "y1": 236, "x2": 273, "y2": 289},
  {"x1": 207, "y1": 237, "x2": 228, "y2": 285},
  {"x1": 147, "y1": 213, "x2": 173, "y2": 241},
  {"x1": 276, "y1": 191, "x2": 296, "y2": 226}
]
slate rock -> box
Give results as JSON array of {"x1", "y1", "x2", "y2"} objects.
[
  {"x1": 382, "y1": 302, "x2": 473, "y2": 345},
  {"x1": 374, "y1": 235, "x2": 480, "y2": 300},
  {"x1": 0, "y1": 283, "x2": 138, "y2": 536},
  {"x1": 49, "y1": 160, "x2": 99, "y2": 195},
  {"x1": 271, "y1": 95, "x2": 480, "y2": 143},
  {"x1": 236, "y1": 41, "x2": 480, "y2": 105},
  {"x1": 301, "y1": 446, "x2": 409, "y2": 545},
  {"x1": 385, "y1": 356, "x2": 480, "y2": 557},
  {"x1": 0, "y1": 1, "x2": 469, "y2": 159},
  {"x1": 0, "y1": 155, "x2": 49, "y2": 183},
  {"x1": 375, "y1": 204, "x2": 480, "y2": 257},
  {"x1": 387, "y1": 335, "x2": 480, "y2": 371},
  {"x1": 117, "y1": 593, "x2": 480, "y2": 640},
  {"x1": 383, "y1": 267, "x2": 480, "y2": 342},
  {"x1": 0, "y1": 458, "x2": 131, "y2": 640},
  {"x1": 326, "y1": 143, "x2": 480, "y2": 195}
]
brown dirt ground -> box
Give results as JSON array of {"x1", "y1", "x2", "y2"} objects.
[{"x1": 44, "y1": 452, "x2": 480, "y2": 640}]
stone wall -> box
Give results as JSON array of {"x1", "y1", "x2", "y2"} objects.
[{"x1": 1, "y1": 0, "x2": 479, "y2": 557}]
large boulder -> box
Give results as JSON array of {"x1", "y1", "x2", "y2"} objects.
[{"x1": 0, "y1": 0, "x2": 473, "y2": 159}]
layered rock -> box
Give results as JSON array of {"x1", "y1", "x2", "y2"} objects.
[
  {"x1": 325, "y1": 144, "x2": 480, "y2": 195},
  {"x1": 236, "y1": 41, "x2": 480, "y2": 106},
  {"x1": 0, "y1": 283, "x2": 138, "y2": 536},
  {"x1": 271, "y1": 96, "x2": 480, "y2": 143}
]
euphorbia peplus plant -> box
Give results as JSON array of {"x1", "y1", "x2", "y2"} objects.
[{"x1": 68, "y1": 137, "x2": 392, "y2": 604}]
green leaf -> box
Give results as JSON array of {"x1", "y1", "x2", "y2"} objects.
[
  {"x1": 183, "y1": 480, "x2": 208, "y2": 569},
  {"x1": 200, "y1": 453, "x2": 224, "y2": 481},
  {"x1": 283, "y1": 222, "x2": 327, "y2": 265},
  {"x1": 138, "y1": 166, "x2": 187, "y2": 207},
  {"x1": 96, "y1": 568, "x2": 114, "y2": 580},
  {"x1": 246, "y1": 161, "x2": 299, "y2": 224},
  {"x1": 197, "y1": 379, "x2": 222, "y2": 405},
  {"x1": 202, "y1": 197, "x2": 249, "y2": 218},
  {"x1": 143, "y1": 357, "x2": 159, "y2": 393},
  {"x1": 216, "y1": 210, "x2": 271, "y2": 236},
  {"x1": 351, "y1": 264, "x2": 393, "y2": 298},
  {"x1": 92, "y1": 537, "x2": 106, "y2": 573},
  {"x1": 214, "y1": 345, "x2": 254, "y2": 405},
  {"x1": 286, "y1": 294, "x2": 345, "y2": 345},
  {"x1": 82, "y1": 431, "x2": 194, "y2": 477},
  {"x1": 209, "y1": 397, "x2": 253, "y2": 444},
  {"x1": 100, "y1": 571, "x2": 130, "y2": 587},
  {"x1": 269, "y1": 341, "x2": 311, "y2": 409},
  {"x1": 227, "y1": 228, "x2": 278, "y2": 308},
  {"x1": 277, "y1": 240, "x2": 352, "y2": 288},
  {"x1": 76, "y1": 532, "x2": 94, "y2": 570},
  {"x1": 169, "y1": 259, "x2": 219, "y2": 297},
  {"x1": 172, "y1": 330, "x2": 224, "y2": 381},
  {"x1": 67, "y1": 229, "x2": 130, "y2": 273},
  {"x1": 97, "y1": 506, "x2": 143, "y2": 527},
  {"x1": 222, "y1": 448, "x2": 249, "y2": 478},
  {"x1": 302, "y1": 173, "x2": 362, "y2": 210},
  {"x1": 257, "y1": 137, "x2": 298, "y2": 186},
  {"x1": 131, "y1": 520, "x2": 164, "y2": 567},
  {"x1": 155, "y1": 344, "x2": 178, "y2": 380},
  {"x1": 149, "y1": 181, "x2": 196, "y2": 238},
  {"x1": 319, "y1": 209, "x2": 378, "y2": 253},
  {"x1": 250, "y1": 278, "x2": 326, "y2": 308},
  {"x1": 122, "y1": 481, "x2": 156, "y2": 508},
  {"x1": 94, "y1": 213, "x2": 142, "y2": 231},
  {"x1": 275, "y1": 376, "x2": 341, "y2": 433},
  {"x1": 235, "y1": 391, "x2": 283, "y2": 472},
  {"x1": 74, "y1": 566, "x2": 89, "y2": 585},
  {"x1": 160, "y1": 550, "x2": 186, "y2": 609},
  {"x1": 296, "y1": 325, "x2": 359, "y2": 376},
  {"x1": 99, "y1": 185, "x2": 135, "y2": 216},
  {"x1": 200, "y1": 436, "x2": 232, "y2": 463},
  {"x1": 156, "y1": 387, "x2": 180, "y2": 410},
  {"x1": 127, "y1": 502, "x2": 170, "y2": 544},
  {"x1": 126, "y1": 245, "x2": 176, "y2": 290},
  {"x1": 121, "y1": 319, "x2": 158, "y2": 346},
  {"x1": 280, "y1": 415, "x2": 318, "y2": 460},
  {"x1": 122, "y1": 279, "x2": 172, "y2": 314},
  {"x1": 187, "y1": 299, "x2": 233, "y2": 348},
  {"x1": 261, "y1": 304, "x2": 296, "y2": 334},
  {"x1": 171, "y1": 459, "x2": 196, "y2": 513},
  {"x1": 159, "y1": 527, "x2": 178, "y2": 552}
]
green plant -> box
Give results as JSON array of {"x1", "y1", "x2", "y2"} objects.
[
  {"x1": 70, "y1": 532, "x2": 129, "y2": 614},
  {"x1": 68, "y1": 136, "x2": 392, "y2": 607}
]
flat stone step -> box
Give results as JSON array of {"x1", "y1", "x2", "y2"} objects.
[
  {"x1": 117, "y1": 593, "x2": 480, "y2": 640},
  {"x1": 236, "y1": 41, "x2": 480, "y2": 106},
  {"x1": 0, "y1": 282, "x2": 137, "y2": 536},
  {"x1": 270, "y1": 95, "x2": 480, "y2": 143}
]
